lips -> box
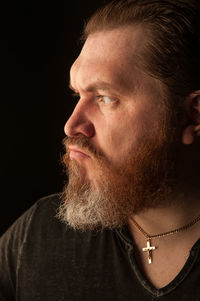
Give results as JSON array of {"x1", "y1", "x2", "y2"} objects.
[{"x1": 68, "y1": 146, "x2": 90, "y2": 160}]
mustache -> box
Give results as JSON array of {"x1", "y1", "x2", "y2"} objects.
[{"x1": 63, "y1": 136, "x2": 104, "y2": 159}]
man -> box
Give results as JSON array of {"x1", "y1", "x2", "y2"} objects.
[{"x1": 1, "y1": 0, "x2": 200, "y2": 299}]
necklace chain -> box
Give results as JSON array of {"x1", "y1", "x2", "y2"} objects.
[
  {"x1": 131, "y1": 213, "x2": 200, "y2": 264},
  {"x1": 131, "y1": 213, "x2": 200, "y2": 240}
]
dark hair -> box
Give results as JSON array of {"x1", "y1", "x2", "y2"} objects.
[{"x1": 83, "y1": 0, "x2": 200, "y2": 106}]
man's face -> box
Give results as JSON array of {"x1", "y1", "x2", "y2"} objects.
[
  {"x1": 65, "y1": 27, "x2": 165, "y2": 181},
  {"x1": 58, "y1": 26, "x2": 176, "y2": 230}
]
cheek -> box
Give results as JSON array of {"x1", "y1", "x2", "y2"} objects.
[
  {"x1": 97, "y1": 115, "x2": 140, "y2": 161},
  {"x1": 94, "y1": 100, "x2": 161, "y2": 162}
]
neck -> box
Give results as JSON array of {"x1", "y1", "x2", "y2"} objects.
[
  {"x1": 127, "y1": 143, "x2": 200, "y2": 246},
  {"x1": 128, "y1": 188, "x2": 200, "y2": 236},
  {"x1": 127, "y1": 179, "x2": 200, "y2": 289}
]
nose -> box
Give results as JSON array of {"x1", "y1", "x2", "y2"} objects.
[{"x1": 64, "y1": 98, "x2": 95, "y2": 138}]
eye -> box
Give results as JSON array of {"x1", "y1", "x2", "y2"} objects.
[{"x1": 97, "y1": 95, "x2": 116, "y2": 105}]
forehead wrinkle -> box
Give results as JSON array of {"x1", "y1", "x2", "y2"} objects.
[
  {"x1": 69, "y1": 26, "x2": 150, "y2": 97},
  {"x1": 70, "y1": 59, "x2": 139, "y2": 96}
]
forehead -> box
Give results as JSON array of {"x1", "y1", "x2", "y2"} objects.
[
  {"x1": 81, "y1": 26, "x2": 144, "y2": 62},
  {"x1": 70, "y1": 26, "x2": 147, "y2": 93}
]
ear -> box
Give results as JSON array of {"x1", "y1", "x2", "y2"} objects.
[{"x1": 182, "y1": 90, "x2": 200, "y2": 145}]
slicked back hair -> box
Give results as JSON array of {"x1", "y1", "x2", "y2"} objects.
[{"x1": 83, "y1": 0, "x2": 200, "y2": 107}]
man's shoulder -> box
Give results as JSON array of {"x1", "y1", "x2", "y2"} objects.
[
  {"x1": 0, "y1": 193, "x2": 63, "y2": 247},
  {"x1": 18, "y1": 192, "x2": 66, "y2": 241},
  {"x1": 33, "y1": 192, "x2": 61, "y2": 212},
  {"x1": 0, "y1": 192, "x2": 120, "y2": 264},
  {"x1": 29, "y1": 192, "x2": 62, "y2": 223},
  {"x1": 0, "y1": 193, "x2": 63, "y2": 297},
  {"x1": 20, "y1": 192, "x2": 62, "y2": 225}
]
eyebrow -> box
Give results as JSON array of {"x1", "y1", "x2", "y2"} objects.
[{"x1": 68, "y1": 80, "x2": 121, "y2": 94}]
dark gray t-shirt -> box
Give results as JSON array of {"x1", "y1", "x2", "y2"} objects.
[{"x1": 1, "y1": 194, "x2": 200, "y2": 300}]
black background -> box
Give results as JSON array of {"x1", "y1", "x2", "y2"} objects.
[{"x1": 0, "y1": 0, "x2": 106, "y2": 235}]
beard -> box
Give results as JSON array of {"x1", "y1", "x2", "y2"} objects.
[{"x1": 57, "y1": 111, "x2": 179, "y2": 231}]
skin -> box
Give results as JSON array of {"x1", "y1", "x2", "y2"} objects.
[
  {"x1": 64, "y1": 26, "x2": 200, "y2": 288},
  {"x1": 65, "y1": 26, "x2": 164, "y2": 183}
]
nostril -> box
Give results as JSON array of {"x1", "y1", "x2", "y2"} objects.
[{"x1": 85, "y1": 122, "x2": 95, "y2": 138}]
